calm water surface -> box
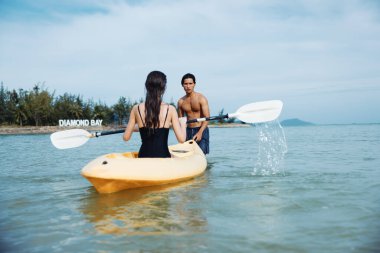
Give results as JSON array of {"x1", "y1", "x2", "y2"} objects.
[{"x1": 1, "y1": 124, "x2": 379, "y2": 252}]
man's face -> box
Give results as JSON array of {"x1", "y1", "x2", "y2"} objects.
[{"x1": 182, "y1": 78, "x2": 195, "y2": 94}]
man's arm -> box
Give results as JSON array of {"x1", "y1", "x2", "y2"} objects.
[
  {"x1": 199, "y1": 95, "x2": 210, "y2": 129},
  {"x1": 193, "y1": 95, "x2": 210, "y2": 141}
]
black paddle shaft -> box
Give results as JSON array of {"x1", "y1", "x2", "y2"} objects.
[
  {"x1": 94, "y1": 114, "x2": 230, "y2": 137},
  {"x1": 186, "y1": 114, "x2": 229, "y2": 124},
  {"x1": 94, "y1": 129, "x2": 125, "y2": 137}
]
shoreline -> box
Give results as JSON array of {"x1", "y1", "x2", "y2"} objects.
[
  {"x1": 0, "y1": 124, "x2": 250, "y2": 135},
  {"x1": 0, "y1": 126, "x2": 114, "y2": 135}
]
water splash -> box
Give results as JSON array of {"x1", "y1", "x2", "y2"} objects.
[{"x1": 251, "y1": 120, "x2": 287, "y2": 176}]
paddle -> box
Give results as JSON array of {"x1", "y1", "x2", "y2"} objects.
[
  {"x1": 51, "y1": 100, "x2": 283, "y2": 149},
  {"x1": 50, "y1": 129, "x2": 125, "y2": 149},
  {"x1": 186, "y1": 100, "x2": 283, "y2": 124}
]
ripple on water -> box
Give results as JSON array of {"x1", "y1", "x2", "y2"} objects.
[{"x1": 1, "y1": 125, "x2": 380, "y2": 253}]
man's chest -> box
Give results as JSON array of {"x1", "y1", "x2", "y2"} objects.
[{"x1": 182, "y1": 98, "x2": 201, "y2": 112}]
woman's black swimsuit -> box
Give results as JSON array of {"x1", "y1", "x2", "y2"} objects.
[{"x1": 137, "y1": 105, "x2": 171, "y2": 158}]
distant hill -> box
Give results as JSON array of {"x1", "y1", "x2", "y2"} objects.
[{"x1": 281, "y1": 118, "x2": 315, "y2": 126}]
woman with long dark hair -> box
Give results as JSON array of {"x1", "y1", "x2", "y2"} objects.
[{"x1": 123, "y1": 71, "x2": 187, "y2": 158}]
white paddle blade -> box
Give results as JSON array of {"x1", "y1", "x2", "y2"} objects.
[
  {"x1": 50, "y1": 129, "x2": 92, "y2": 149},
  {"x1": 234, "y1": 100, "x2": 283, "y2": 124}
]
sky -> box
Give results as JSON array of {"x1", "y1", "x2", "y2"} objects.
[{"x1": 0, "y1": 0, "x2": 380, "y2": 124}]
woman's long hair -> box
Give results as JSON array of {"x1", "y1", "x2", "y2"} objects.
[{"x1": 144, "y1": 71, "x2": 166, "y2": 129}]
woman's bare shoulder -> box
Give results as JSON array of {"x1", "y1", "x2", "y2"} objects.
[
  {"x1": 131, "y1": 103, "x2": 143, "y2": 114},
  {"x1": 166, "y1": 104, "x2": 178, "y2": 116},
  {"x1": 167, "y1": 104, "x2": 176, "y2": 111}
]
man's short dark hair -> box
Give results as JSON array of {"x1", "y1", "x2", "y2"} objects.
[{"x1": 181, "y1": 73, "x2": 196, "y2": 85}]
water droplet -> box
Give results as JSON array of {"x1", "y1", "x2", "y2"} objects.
[{"x1": 251, "y1": 120, "x2": 287, "y2": 176}]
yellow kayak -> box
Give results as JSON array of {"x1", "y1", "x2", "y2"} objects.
[{"x1": 81, "y1": 140, "x2": 207, "y2": 193}]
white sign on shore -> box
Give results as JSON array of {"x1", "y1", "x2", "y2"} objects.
[{"x1": 58, "y1": 119, "x2": 103, "y2": 127}]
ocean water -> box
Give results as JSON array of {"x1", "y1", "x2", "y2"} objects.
[{"x1": 0, "y1": 124, "x2": 379, "y2": 253}]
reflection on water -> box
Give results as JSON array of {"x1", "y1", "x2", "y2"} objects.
[
  {"x1": 252, "y1": 120, "x2": 287, "y2": 176},
  {"x1": 79, "y1": 174, "x2": 209, "y2": 236},
  {"x1": 1, "y1": 126, "x2": 380, "y2": 252}
]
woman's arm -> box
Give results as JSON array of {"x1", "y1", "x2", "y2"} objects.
[
  {"x1": 170, "y1": 106, "x2": 186, "y2": 143},
  {"x1": 123, "y1": 106, "x2": 137, "y2": 141},
  {"x1": 177, "y1": 99, "x2": 184, "y2": 117}
]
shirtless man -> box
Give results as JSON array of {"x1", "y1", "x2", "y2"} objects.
[{"x1": 177, "y1": 73, "x2": 210, "y2": 154}]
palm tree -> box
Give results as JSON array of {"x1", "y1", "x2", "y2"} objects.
[
  {"x1": 25, "y1": 83, "x2": 54, "y2": 126},
  {"x1": 0, "y1": 82, "x2": 7, "y2": 124},
  {"x1": 93, "y1": 102, "x2": 113, "y2": 125},
  {"x1": 112, "y1": 96, "x2": 129, "y2": 126},
  {"x1": 14, "y1": 89, "x2": 28, "y2": 126},
  {"x1": 217, "y1": 109, "x2": 226, "y2": 124}
]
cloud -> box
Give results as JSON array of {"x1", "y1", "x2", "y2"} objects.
[{"x1": 0, "y1": 0, "x2": 379, "y2": 123}]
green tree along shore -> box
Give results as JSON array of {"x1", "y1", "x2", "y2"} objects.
[
  {"x1": 0, "y1": 83, "x2": 232, "y2": 127},
  {"x1": 0, "y1": 83, "x2": 140, "y2": 127}
]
